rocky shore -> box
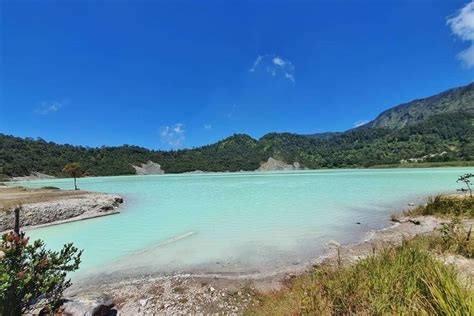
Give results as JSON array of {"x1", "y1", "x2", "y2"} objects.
[
  {"x1": 3, "y1": 185, "x2": 469, "y2": 314},
  {"x1": 0, "y1": 187, "x2": 123, "y2": 232},
  {"x1": 64, "y1": 214, "x2": 467, "y2": 315}
]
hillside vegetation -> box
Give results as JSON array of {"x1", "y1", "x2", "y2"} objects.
[
  {"x1": 367, "y1": 82, "x2": 474, "y2": 129},
  {"x1": 1, "y1": 112, "x2": 472, "y2": 177},
  {"x1": 1, "y1": 82, "x2": 473, "y2": 177}
]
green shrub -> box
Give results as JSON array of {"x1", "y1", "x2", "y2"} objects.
[
  {"x1": 413, "y1": 219, "x2": 474, "y2": 258},
  {"x1": 408, "y1": 195, "x2": 474, "y2": 218},
  {"x1": 0, "y1": 230, "x2": 82, "y2": 314},
  {"x1": 439, "y1": 219, "x2": 473, "y2": 258}
]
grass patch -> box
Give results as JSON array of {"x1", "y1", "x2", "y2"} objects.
[
  {"x1": 437, "y1": 220, "x2": 473, "y2": 258},
  {"x1": 406, "y1": 195, "x2": 474, "y2": 218},
  {"x1": 408, "y1": 219, "x2": 473, "y2": 259},
  {"x1": 248, "y1": 241, "x2": 473, "y2": 315}
]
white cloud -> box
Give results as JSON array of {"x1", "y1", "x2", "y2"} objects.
[
  {"x1": 458, "y1": 44, "x2": 474, "y2": 67},
  {"x1": 35, "y1": 101, "x2": 62, "y2": 115},
  {"x1": 447, "y1": 1, "x2": 474, "y2": 67},
  {"x1": 204, "y1": 124, "x2": 212, "y2": 130},
  {"x1": 272, "y1": 57, "x2": 286, "y2": 66},
  {"x1": 448, "y1": 1, "x2": 474, "y2": 41},
  {"x1": 354, "y1": 120, "x2": 369, "y2": 128},
  {"x1": 249, "y1": 54, "x2": 296, "y2": 82},
  {"x1": 160, "y1": 123, "x2": 186, "y2": 148}
]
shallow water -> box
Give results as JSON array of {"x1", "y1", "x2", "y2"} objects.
[{"x1": 15, "y1": 168, "x2": 473, "y2": 281}]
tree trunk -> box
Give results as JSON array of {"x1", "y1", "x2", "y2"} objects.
[{"x1": 14, "y1": 207, "x2": 20, "y2": 234}]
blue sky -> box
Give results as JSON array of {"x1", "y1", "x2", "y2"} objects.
[{"x1": 1, "y1": 0, "x2": 473, "y2": 150}]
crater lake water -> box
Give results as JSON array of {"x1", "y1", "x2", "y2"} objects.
[{"x1": 15, "y1": 168, "x2": 473, "y2": 282}]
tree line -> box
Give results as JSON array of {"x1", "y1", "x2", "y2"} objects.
[{"x1": 0, "y1": 112, "x2": 472, "y2": 178}]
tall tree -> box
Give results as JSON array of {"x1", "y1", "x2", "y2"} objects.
[{"x1": 62, "y1": 163, "x2": 83, "y2": 190}]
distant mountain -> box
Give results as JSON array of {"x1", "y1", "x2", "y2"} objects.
[
  {"x1": 1, "y1": 83, "x2": 473, "y2": 177},
  {"x1": 366, "y1": 82, "x2": 474, "y2": 129}
]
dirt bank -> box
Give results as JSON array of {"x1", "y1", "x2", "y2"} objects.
[{"x1": 0, "y1": 186, "x2": 123, "y2": 232}]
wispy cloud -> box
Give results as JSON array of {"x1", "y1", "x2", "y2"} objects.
[
  {"x1": 160, "y1": 123, "x2": 186, "y2": 148},
  {"x1": 447, "y1": 1, "x2": 474, "y2": 67},
  {"x1": 249, "y1": 56, "x2": 263, "y2": 72},
  {"x1": 226, "y1": 104, "x2": 238, "y2": 118},
  {"x1": 203, "y1": 124, "x2": 212, "y2": 130},
  {"x1": 35, "y1": 101, "x2": 62, "y2": 115},
  {"x1": 249, "y1": 54, "x2": 295, "y2": 82},
  {"x1": 354, "y1": 120, "x2": 369, "y2": 128}
]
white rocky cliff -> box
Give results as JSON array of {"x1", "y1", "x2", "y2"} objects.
[
  {"x1": 257, "y1": 157, "x2": 306, "y2": 171},
  {"x1": 132, "y1": 161, "x2": 165, "y2": 175}
]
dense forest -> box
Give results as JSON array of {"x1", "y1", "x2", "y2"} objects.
[{"x1": 1, "y1": 112, "x2": 472, "y2": 177}]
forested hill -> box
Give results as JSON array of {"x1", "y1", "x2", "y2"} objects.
[
  {"x1": 366, "y1": 82, "x2": 474, "y2": 129},
  {"x1": 1, "y1": 82, "x2": 474, "y2": 177},
  {"x1": 1, "y1": 111, "x2": 472, "y2": 177}
]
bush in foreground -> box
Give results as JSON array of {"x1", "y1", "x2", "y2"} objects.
[
  {"x1": 249, "y1": 242, "x2": 473, "y2": 315},
  {"x1": 0, "y1": 230, "x2": 82, "y2": 315}
]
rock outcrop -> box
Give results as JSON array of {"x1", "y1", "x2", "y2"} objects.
[
  {"x1": 0, "y1": 193, "x2": 123, "y2": 231},
  {"x1": 132, "y1": 161, "x2": 164, "y2": 175},
  {"x1": 400, "y1": 151, "x2": 448, "y2": 163},
  {"x1": 257, "y1": 157, "x2": 305, "y2": 171},
  {"x1": 62, "y1": 293, "x2": 116, "y2": 316},
  {"x1": 74, "y1": 275, "x2": 256, "y2": 315}
]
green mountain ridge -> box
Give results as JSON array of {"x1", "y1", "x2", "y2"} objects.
[
  {"x1": 365, "y1": 82, "x2": 474, "y2": 129},
  {"x1": 1, "y1": 83, "x2": 473, "y2": 177}
]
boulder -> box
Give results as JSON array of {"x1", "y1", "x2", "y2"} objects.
[{"x1": 62, "y1": 293, "x2": 116, "y2": 316}]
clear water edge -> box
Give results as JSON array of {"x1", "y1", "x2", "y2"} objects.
[{"x1": 12, "y1": 167, "x2": 473, "y2": 285}]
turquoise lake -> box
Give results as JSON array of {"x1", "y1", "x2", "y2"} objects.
[{"x1": 15, "y1": 168, "x2": 473, "y2": 282}]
